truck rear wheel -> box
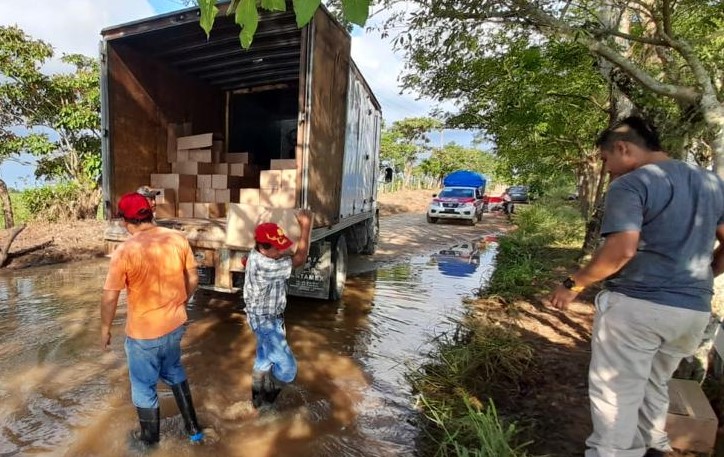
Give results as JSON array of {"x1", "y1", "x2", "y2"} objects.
[
  {"x1": 329, "y1": 235, "x2": 348, "y2": 301},
  {"x1": 360, "y1": 214, "x2": 378, "y2": 255}
]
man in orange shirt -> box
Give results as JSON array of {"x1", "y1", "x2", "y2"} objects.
[{"x1": 101, "y1": 192, "x2": 203, "y2": 447}]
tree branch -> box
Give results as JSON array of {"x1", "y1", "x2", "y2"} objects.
[{"x1": 593, "y1": 28, "x2": 667, "y2": 46}]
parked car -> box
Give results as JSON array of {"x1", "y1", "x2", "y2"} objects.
[
  {"x1": 427, "y1": 186, "x2": 485, "y2": 225},
  {"x1": 506, "y1": 185, "x2": 529, "y2": 203}
]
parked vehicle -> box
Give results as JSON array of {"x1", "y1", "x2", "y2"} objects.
[
  {"x1": 506, "y1": 185, "x2": 529, "y2": 203},
  {"x1": 426, "y1": 171, "x2": 486, "y2": 225},
  {"x1": 100, "y1": 5, "x2": 383, "y2": 300}
]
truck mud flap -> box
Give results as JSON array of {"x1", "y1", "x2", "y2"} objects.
[{"x1": 288, "y1": 241, "x2": 332, "y2": 300}]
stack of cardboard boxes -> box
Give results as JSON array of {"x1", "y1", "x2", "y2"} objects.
[{"x1": 143, "y1": 124, "x2": 299, "y2": 221}]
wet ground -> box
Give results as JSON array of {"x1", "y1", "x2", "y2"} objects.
[{"x1": 0, "y1": 214, "x2": 506, "y2": 457}]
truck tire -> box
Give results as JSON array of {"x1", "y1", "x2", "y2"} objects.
[
  {"x1": 468, "y1": 218, "x2": 476, "y2": 226},
  {"x1": 426, "y1": 215, "x2": 438, "y2": 224},
  {"x1": 360, "y1": 214, "x2": 378, "y2": 255},
  {"x1": 329, "y1": 235, "x2": 348, "y2": 301}
]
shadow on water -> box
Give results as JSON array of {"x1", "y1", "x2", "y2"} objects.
[{"x1": 0, "y1": 241, "x2": 497, "y2": 457}]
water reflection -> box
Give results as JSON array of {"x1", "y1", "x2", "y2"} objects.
[{"x1": 0, "y1": 242, "x2": 495, "y2": 456}]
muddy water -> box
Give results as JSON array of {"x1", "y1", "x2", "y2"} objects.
[{"x1": 0, "y1": 243, "x2": 496, "y2": 457}]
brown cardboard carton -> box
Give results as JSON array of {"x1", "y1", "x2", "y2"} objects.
[
  {"x1": 270, "y1": 159, "x2": 296, "y2": 170},
  {"x1": 197, "y1": 163, "x2": 217, "y2": 174},
  {"x1": 226, "y1": 152, "x2": 250, "y2": 164},
  {"x1": 177, "y1": 133, "x2": 213, "y2": 150},
  {"x1": 155, "y1": 188, "x2": 176, "y2": 205},
  {"x1": 155, "y1": 202, "x2": 176, "y2": 218},
  {"x1": 212, "y1": 175, "x2": 246, "y2": 189},
  {"x1": 197, "y1": 175, "x2": 213, "y2": 189},
  {"x1": 195, "y1": 188, "x2": 216, "y2": 203},
  {"x1": 229, "y1": 163, "x2": 256, "y2": 177},
  {"x1": 226, "y1": 204, "x2": 303, "y2": 249},
  {"x1": 150, "y1": 174, "x2": 196, "y2": 190},
  {"x1": 188, "y1": 149, "x2": 212, "y2": 163},
  {"x1": 260, "y1": 170, "x2": 281, "y2": 188},
  {"x1": 260, "y1": 187, "x2": 296, "y2": 209},
  {"x1": 178, "y1": 202, "x2": 194, "y2": 218},
  {"x1": 176, "y1": 150, "x2": 190, "y2": 162},
  {"x1": 172, "y1": 161, "x2": 199, "y2": 175},
  {"x1": 194, "y1": 203, "x2": 226, "y2": 219},
  {"x1": 237, "y1": 189, "x2": 260, "y2": 206},
  {"x1": 216, "y1": 189, "x2": 241, "y2": 203},
  {"x1": 177, "y1": 187, "x2": 196, "y2": 202},
  {"x1": 215, "y1": 163, "x2": 229, "y2": 175},
  {"x1": 666, "y1": 378, "x2": 717, "y2": 453}
]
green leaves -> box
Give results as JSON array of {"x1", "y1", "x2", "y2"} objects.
[
  {"x1": 293, "y1": 0, "x2": 322, "y2": 28},
  {"x1": 198, "y1": 0, "x2": 219, "y2": 39},
  {"x1": 235, "y1": 0, "x2": 259, "y2": 49},
  {"x1": 341, "y1": 0, "x2": 369, "y2": 26},
  {"x1": 261, "y1": 0, "x2": 287, "y2": 12}
]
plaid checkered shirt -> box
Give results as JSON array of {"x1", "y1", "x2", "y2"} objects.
[{"x1": 243, "y1": 248, "x2": 293, "y2": 328}]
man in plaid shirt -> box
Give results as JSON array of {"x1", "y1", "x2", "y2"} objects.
[{"x1": 243, "y1": 211, "x2": 312, "y2": 409}]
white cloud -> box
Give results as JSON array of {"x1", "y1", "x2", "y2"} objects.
[{"x1": 0, "y1": 0, "x2": 156, "y2": 71}]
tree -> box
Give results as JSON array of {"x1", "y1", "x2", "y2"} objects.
[
  {"x1": 197, "y1": 0, "x2": 373, "y2": 48},
  {"x1": 419, "y1": 142, "x2": 498, "y2": 185},
  {"x1": 380, "y1": 117, "x2": 443, "y2": 181},
  {"x1": 0, "y1": 26, "x2": 102, "y2": 219},
  {"x1": 383, "y1": 0, "x2": 724, "y2": 177}
]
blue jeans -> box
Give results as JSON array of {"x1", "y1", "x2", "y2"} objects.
[
  {"x1": 125, "y1": 325, "x2": 188, "y2": 408},
  {"x1": 248, "y1": 315, "x2": 297, "y2": 383}
]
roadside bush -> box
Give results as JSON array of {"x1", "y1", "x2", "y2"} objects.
[
  {"x1": 484, "y1": 200, "x2": 584, "y2": 301},
  {"x1": 0, "y1": 192, "x2": 30, "y2": 229},
  {"x1": 409, "y1": 318, "x2": 534, "y2": 456},
  {"x1": 20, "y1": 182, "x2": 100, "y2": 222}
]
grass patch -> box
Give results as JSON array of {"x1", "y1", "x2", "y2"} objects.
[
  {"x1": 0, "y1": 192, "x2": 31, "y2": 229},
  {"x1": 409, "y1": 316, "x2": 534, "y2": 456},
  {"x1": 485, "y1": 198, "x2": 585, "y2": 301}
]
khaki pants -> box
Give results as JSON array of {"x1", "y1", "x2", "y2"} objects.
[{"x1": 585, "y1": 290, "x2": 710, "y2": 457}]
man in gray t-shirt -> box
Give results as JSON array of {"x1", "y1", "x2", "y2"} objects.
[{"x1": 550, "y1": 116, "x2": 724, "y2": 457}]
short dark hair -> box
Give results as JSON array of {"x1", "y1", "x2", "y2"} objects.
[
  {"x1": 595, "y1": 116, "x2": 662, "y2": 152},
  {"x1": 123, "y1": 211, "x2": 154, "y2": 225}
]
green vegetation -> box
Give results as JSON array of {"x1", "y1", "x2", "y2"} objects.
[{"x1": 411, "y1": 196, "x2": 586, "y2": 456}]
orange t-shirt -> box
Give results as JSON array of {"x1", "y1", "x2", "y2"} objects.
[{"x1": 103, "y1": 226, "x2": 196, "y2": 339}]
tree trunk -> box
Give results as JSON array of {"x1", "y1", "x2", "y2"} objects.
[
  {"x1": 0, "y1": 179, "x2": 15, "y2": 229},
  {"x1": 582, "y1": 165, "x2": 608, "y2": 255},
  {"x1": 0, "y1": 224, "x2": 25, "y2": 267},
  {"x1": 702, "y1": 101, "x2": 724, "y2": 178}
]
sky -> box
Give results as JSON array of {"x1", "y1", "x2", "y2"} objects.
[{"x1": 0, "y1": 0, "x2": 477, "y2": 189}]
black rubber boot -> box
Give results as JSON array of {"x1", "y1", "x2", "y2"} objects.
[
  {"x1": 132, "y1": 407, "x2": 160, "y2": 446},
  {"x1": 171, "y1": 380, "x2": 204, "y2": 443},
  {"x1": 263, "y1": 372, "x2": 284, "y2": 405},
  {"x1": 251, "y1": 371, "x2": 267, "y2": 409}
]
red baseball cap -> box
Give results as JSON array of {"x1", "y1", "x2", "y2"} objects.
[
  {"x1": 255, "y1": 222, "x2": 293, "y2": 251},
  {"x1": 117, "y1": 192, "x2": 153, "y2": 220}
]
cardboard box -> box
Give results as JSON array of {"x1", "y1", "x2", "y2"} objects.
[
  {"x1": 270, "y1": 159, "x2": 296, "y2": 170},
  {"x1": 177, "y1": 133, "x2": 213, "y2": 150},
  {"x1": 212, "y1": 175, "x2": 246, "y2": 189},
  {"x1": 226, "y1": 152, "x2": 250, "y2": 164},
  {"x1": 155, "y1": 188, "x2": 176, "y2": 205},
  {"x1": 196, "y1": 163, "x2": 216, "y2": 175},
  {"x1": 215, "y1": 189, "x2": 239, "y2": 203},
  {"x1": 175, "y1": 149, "x2": 189, "y2": 162},
  {"x1": 226, "y1": 203, "x2": 303, "y2": 249},
  {"x1": 150, "y1": 174, "x2": 196, "y2": 190},
  {"x1": 260, "y1": 169, "x2": 296, "y2": 189},
  {"x1": 237, "y1": 189, "x2": 260, "y2": 206},
  {"x1": 229, "y1": 163, "x2": 256, "y2": 177},
  {"x1": 176, "y1": 187, "x2": 196, "y2": 202},
  {"x1": 188, "y1": 149, "x2": 212, "y2": 163},
  {"x1": 171, "y1": 161, "x2": 199, "y2": 175},
  {"x1": 214, "y1": 163, "x2": 229, "y2": 175},
  {"x1": 260, "y1": 187, "x2": 296, "y2": 209},
  {"x1": 197, "y1": 174, "x2": 213, "y2": 189},
  {"x1": 666, "y1": 378, "x2": 717, "y2": 453},
  {"x1": 194, "y1": 203, "x2": 226, "y2": 219},
  {"x1": 195, "y1": 188, "x2": 216, "y2": 203},
  {"x1": 155, "y1": 202, "x2": 176, "y2": 218},
  {"x1": 178, "y1": 202, "x2": 194, "y2": 218}
]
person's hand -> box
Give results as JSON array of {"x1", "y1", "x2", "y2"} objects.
[
  {"x1": 101, "y1": 330, "x2": 112, "y2": 350},
  {"x1": 296, "y1": 209, "x2": 312, "y2": 228},
  {"x1": 548, "y1": 285, "x2": 579, "y2": 311}
]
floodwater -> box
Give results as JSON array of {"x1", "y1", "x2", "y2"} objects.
[{"x1": 0, "y1": 242, "x2": 497, "y2": 457}]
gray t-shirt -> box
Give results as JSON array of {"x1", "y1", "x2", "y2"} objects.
[{"x1": 601, "y1": 159, "x2": 724, "y2": 312}]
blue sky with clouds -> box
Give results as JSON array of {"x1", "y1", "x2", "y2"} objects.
[{"x1": 1, "y1": 0, "x2": 477, "y2": 188}]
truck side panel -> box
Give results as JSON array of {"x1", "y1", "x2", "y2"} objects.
[
  {"x1": 340, "y1": 66, "x2": 382, "y2": 217},
  {"x1": 305, "y1": 10, "x2": 351, "y2": 227},
  {"x1": 106, "y1": 42, "x2": 224, "y2": 210}
]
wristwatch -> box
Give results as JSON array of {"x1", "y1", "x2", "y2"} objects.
[{"x1": 562, "y1": 276, "x2": 585, "y2": 293}]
